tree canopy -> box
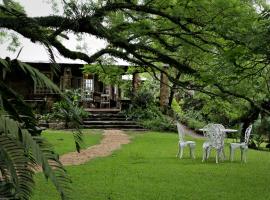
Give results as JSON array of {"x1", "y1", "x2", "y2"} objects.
[{"x1": 1, "y1": 0, "x2": 270, "y2": 199}]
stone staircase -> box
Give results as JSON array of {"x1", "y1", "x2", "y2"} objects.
[{"x1": 83, "y1": 112, "x2": 145, "y2": 130}]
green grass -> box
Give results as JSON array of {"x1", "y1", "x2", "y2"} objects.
[
  {"x1": 42, "y1": 129, "x2": 103, "y2": 155},
  {"x1": 32, "y1": 131, "x2": 270, "y2": 200}
]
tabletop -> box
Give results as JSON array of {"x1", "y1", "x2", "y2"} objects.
[{"x1": 199, "y1": 128, "x2": 238, "y2": 133}]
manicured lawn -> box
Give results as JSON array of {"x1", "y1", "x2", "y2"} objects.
[
  {"x1": 42, "y1": 129, "x2": 103, "y2": 155},
  {"x1": 32, "y1": 131, "x2": 270, "y2": 200}
]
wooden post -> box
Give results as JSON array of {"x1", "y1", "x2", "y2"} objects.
[
  {"x1": 132, "y1": 72, "x2": 140, "y2": 95},
  {"x1": 63, "y1": 67, "x2": 72, "y2": 90},
  {"x1": 160, "y1": 65, "x2": 169, "y2": 112}
]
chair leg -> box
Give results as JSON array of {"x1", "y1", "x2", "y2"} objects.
[
  {"x1": 222, "y1": 147, "x2": 226, "y2": 160},
  {"x1": 216, "y1": 150, "x2": 219, "y2": 164},
  {"x1": 206, "y1": 147, "x2": 211, "y2": 159},
  {"x1": 202, "y1": 147, "x2": 207, "y2": 162},
  {"x1": 176, "y1": 144, "x2": 180, "y2": 158},
  {"x1": 230, "y1": 146, "x2": 235, "y2": 161},
  {"x1": 240, "y1": 148, "x2": 243, "y2": 162},
  {"x1": 241, "y1": 148, "x2": 248, "y2": 163},
  {"x1": 243, "y1": 149, "x2": 247, "y2": 163},
  {"x1": 180, "y1": 146, "x2": 184, "y2": 159},
  {"x1": 216, "y1": 148, "x2": 224, "y2": 163},
  {"x1": 189, "y1": 144, "x2": 196, "y2": 159}
]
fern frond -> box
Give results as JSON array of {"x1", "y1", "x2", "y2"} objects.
[
  {"x1": 0, "y1": 134, "x2": 35, "y2": 200},
  {"x1": 15, "y1": 60, "x2": 61, "y2": 94},
  {"x1": 0, "y1": 115, "x2": 72, "y2": 200}
]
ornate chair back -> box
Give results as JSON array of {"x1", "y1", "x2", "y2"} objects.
[
  {"x1": 176, "y1": 121, "x2": 185, "y2": 142},
  {"x1": 244, "y1": 125, "x2": 252, "y2": 145},
  {"x1": 203, "y1": 124, "x2": 225, "y2": 149}
]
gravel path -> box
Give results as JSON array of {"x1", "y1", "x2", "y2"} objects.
[
  {"x1": 180, "y1": 123, "x2": 204, "y2": 138},
  {"x1": 60, "y1": 129, "x2": 130, "y2": 166}
]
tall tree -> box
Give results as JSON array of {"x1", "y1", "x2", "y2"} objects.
[{"x1": 1, "y1": 0, "x2": 270, "y2": 198}]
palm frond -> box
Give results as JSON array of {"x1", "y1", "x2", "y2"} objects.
[
  {"x1": 0, "y1": 80, "x2": 36, "y2": 129},
  {"x1": 0, "y1": 134, "x2": 35, "y2": 200},
  {"x1": 0, "y1": 115, "x2": 72, "y2": 200},
  {"x1": 43, "y1": 43, "x2": 61, "y2": 75},
  {"x1": 14, "y1": 60, "x2": 61, "y2": 94}
]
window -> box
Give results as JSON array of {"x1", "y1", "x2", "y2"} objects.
[{"x1": 84, "y1": 79, "x2": 93, "y2": 92}]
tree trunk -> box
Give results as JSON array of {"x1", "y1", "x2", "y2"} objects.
[
  {"x1": 239, "y1": 106, "x2": 260, "y2": 142},
  {"x1": 160, "y1": 65, "x2": 169, "y2": 112},
  {"x1": 168, "y1": 71, "x2": 181, "y2": 108},
  {"x1": 132, "y1": 72, "x2": 140, "y2": 96}
]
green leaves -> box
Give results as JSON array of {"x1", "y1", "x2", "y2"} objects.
[
  {"x1": 0, "y1": 134, "x2": 34, "y2": 200},
  {"x1": 0, "y1": 59, "x2": 75, "y2": 199},
  {"x1": 84, "y1": 64, "x2": 125, "y2": 85},
  {"x1": 0, "y1": 114, "x2": 72, "y2": 200}
]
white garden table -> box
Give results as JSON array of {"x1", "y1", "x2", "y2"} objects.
[
  {"x1": 199, "y1": 128, "x2": 237, "y2": 133},
  {"x1": 199, "y1": 127, "x2": 238, "y2": 162},
  {"x1": 199, "y1": 128, "x2": 238, "y2": 144}
]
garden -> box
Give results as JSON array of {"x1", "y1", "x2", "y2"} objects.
[
  {"x1": 1, "y1": 1, "x2": 270, "y2": 200},
  {"x1": 31, "y1": 130, "x2": 270, "y2": 200}
]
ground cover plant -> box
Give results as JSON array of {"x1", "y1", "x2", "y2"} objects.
[{"x1": 31, "y1": 131, "x2": 270, "y2": 200}]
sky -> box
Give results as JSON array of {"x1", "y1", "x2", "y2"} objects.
[{"x1": 0, "y1": 0, "x2": 127, "y2": 64}]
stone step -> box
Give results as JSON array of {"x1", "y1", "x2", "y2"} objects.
[
  {"x1": 85, "y1": 117, "x2": 127, "y2": 121},
  {"x1": 83, "y1": 124, "x2": 143, "y2": 129},
  {"x1": 83, "y1": 120, "x2": 136, "y2": 125},
  {"x1": 87, "y1": 113, "x2": 126, "y2": 117},
  {"x1": 85, "y1": 108, "x2": 121, "y2": 114},
  {"x1": 82, "y1": 112, "x2": 145, "y2": 130}
]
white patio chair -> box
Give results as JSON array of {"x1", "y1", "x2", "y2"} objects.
[
  {"x1": 229, "y1": 125, "x2": 252, "y2": 163},
  {"x1": 176, "y1": 121, "x2": 196, "y2": 159},
  {"x1": 202, "y1": 124, "x2": 226, "y2": 163}
]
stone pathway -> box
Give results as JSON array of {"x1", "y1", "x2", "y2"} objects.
[
  {"x1": 180, "y1": 123, "x2": 204, "y2": 138},
  {"x1": 60, "y1": 129, "x2": 130, "y2": 166}
]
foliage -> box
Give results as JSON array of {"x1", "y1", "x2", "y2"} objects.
[
  {"x1": 49, "y1": 89, "x2": 88, "y2": 129},
  {"x1": 32, "y1": 132, "x2": 270, "y2": 200},
  {"x1": 131, "y1": 89, "x2": 155, "y2": 109},
  {"x1": 252, "y1": 116, "x2": 270, "y2": 148},
  {"x1": 83, "y1": 64, "x2": 125, "y2": 85},
  {"x1": 0, "y1": 58, "x2": 82, "y2": 200},
  {"x1": 125, "y1": 88, "x2": 175, "y2": 131},
  {"x1": 1, "y1": 0, "x2": 270, "y2": 132},
  {"x1": 2, "y1": 0, "x2": 270, "y2": 197},
  {"x1": 171, "y1": 98, "x2": 206, "y2": 130}
]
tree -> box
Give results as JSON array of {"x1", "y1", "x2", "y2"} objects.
[{"x1": 1, "y1": 0, "x2": 270, "y2": 198}]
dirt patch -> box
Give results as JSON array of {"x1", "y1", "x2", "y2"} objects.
[{"x1": 60, "y1": 129, "x2": 130, "y2": 166}]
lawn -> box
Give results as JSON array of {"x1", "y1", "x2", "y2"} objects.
[
  {"x1": 32, "y1": 131, "x2": 270, "y2": 200},
  {"x1": 41, "y1": 129, "x2": 103, "y2": 155}
]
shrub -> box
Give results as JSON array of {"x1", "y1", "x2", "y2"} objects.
[
  {"x1": 124, "y1": 89, "x2": 175, "y2": 131},
  {"x1": 41, "y1": 89, "x2": 88, "y2": 128},
  {"x1": 251, "y1": 116, "x2": 270, "y2": 149},
  {"x1": 171, "y1": 99, "x2": 206, "y2": 130}
]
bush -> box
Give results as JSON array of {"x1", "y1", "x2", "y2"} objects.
[
  {"x1": 40, "y1": 89, "x2": 88, "y2": 129},
  {"x1": 131, "y1": 89, "x2": 155, "y2": 109},
  {"x1": 124, "y1": 89, "x2": 175, "y2": 131},
  {"x1": 125, "y1": 105, "x2": 175, "y2": 131},
  {"x1": 251, "y1": 116, "x2": 270, "y2": 149},
  {"x1": 171, "y1": 99, "x2": 206, "y2": 130},
  {"x1": 50, "y1": 100, "x2": 88, "y2": 128}
]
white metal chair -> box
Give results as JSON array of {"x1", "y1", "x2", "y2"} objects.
[
  {"x1": 202, "y1": 124, "x2": 226, "y2": 163},
  {"x1": 229, "y1": 125, "x2": 252, "y2": 163},
  {"x1": 176, "y1": 121, "x2": 196, "y2": 159}
]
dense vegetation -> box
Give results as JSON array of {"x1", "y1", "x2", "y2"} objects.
[{"x1": 1, "y1": 0, "x2": 270, "y2": 199}]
